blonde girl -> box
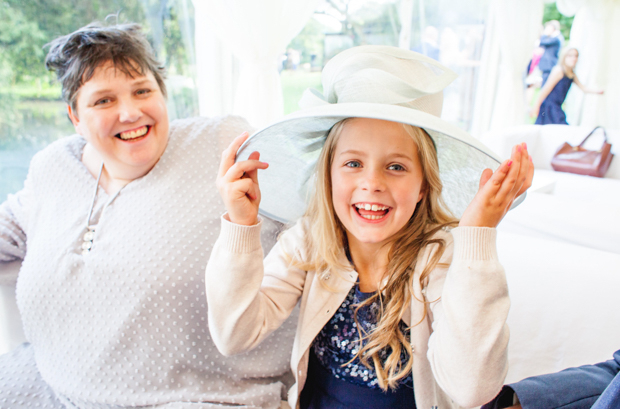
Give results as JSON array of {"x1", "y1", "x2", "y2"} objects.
[
  {"x1": 206, "y1": 46, "x2": 533, "y2": 409},
  {"x1": 532, "y1": 47, "x2": 604, "y2": 124}
]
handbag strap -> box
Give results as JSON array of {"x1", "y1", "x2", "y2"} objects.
[{"x1": 578, "y1": 126, "x2": 607, "y2": 148}]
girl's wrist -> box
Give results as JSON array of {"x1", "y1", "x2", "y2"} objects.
[{"x1": 225, "y1": 213, "x2": 258, "y2": 226}]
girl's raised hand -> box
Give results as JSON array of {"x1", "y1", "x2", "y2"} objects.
[
  {"x1": 216, "y1": 132, "x2": 269, "y2": 226},
  {"x1": 459, "y1": 143, "x2": 534, "y2": 228}
]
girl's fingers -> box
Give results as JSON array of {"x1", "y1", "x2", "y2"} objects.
[
  {"x1": 481, "y1": 157, "x2": 513, "y2": 198},
  {"x1": 218, "y1": 132, "x2": 250, "y2": 178},
  {"x1": 495, "y1": 144, "x2": 525, "y2": 202},
  {"x1": 516, "y1": 155, "x2": 535, "y2": 197},
  {"x1": 229, "y1": 178, "x2": 259, "y2": 201},
  {"x1": 245, "y1": 151, "x2": 262, "y2": 184},
  {"x1": 478, "y1": 168, "x2": 494, "y2": 191},
  {"x1": 508, "y1": 143, "x2": 531, "y2": 198},
  {"x1": 224, "y1": 159, "x2": 269, "y2": 182}
]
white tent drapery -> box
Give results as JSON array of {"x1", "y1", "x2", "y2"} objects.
[
  {"x1": 471, "y1": 0, "x2": 544, "y2": 137},
  {"x1": 192, "y1": 0, "x2": 321, "y2": 128},
  {"x1": 558, "y1": 0, "x2": 619, "y2": 129}
]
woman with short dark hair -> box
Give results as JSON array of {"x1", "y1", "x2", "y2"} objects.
[{"x1": 0, "y1": 22, "x2": 295, "y2": 408}]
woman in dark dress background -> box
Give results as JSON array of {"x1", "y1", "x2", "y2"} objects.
[{"x1": 532, "y1": 48, "x2": 604, "y2": 125}]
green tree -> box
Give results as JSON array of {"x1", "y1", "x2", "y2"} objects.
[
  {"x1": 543, "y1": 3, "x2": 574, "y2": 41},
  {"x1": 0, "y1": 2, "x2": 48, "y2": 83}
]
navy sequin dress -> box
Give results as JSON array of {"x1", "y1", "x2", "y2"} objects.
[
  {"x1": 536, "y1": 74, "x2": 574, "y2": 125},
  {"x1": 299, "y1": 285, "x2": 415, "y2": 409}
]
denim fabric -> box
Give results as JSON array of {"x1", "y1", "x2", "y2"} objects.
[
  {"x1": 592, "y1": 372, "x2": 620, "y2": 409},
  {"x1": 482, "y1": 350, "x2": 620, "y2": 409}
]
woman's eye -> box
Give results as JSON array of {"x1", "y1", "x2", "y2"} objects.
[
  {"x1": 94, "y1": 98, "x2": 111, "y2": 106},
  {"x1": 388, "y1": 163, "x2": 405, "y2": 171},
  {"x1": 345, "y1": 161, "x2": 361, "y2": 168}
]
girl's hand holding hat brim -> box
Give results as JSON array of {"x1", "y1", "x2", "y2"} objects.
[
  {"x1": 459, "y1": 143, "x2": 533, "y2": 228},
  {"x1": 217, "y1": 132, "x2": 268, "y2": 226}
]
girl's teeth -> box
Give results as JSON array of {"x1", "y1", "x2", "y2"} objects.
[
  {"x1": 361, "y1": 214, "x2": 385, "y2": 220},
  {"x1": 355, "y1": 203, "x2": 387, "y2": 211}
]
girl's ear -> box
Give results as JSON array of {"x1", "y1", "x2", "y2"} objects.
[{"x1": 417, "y1": 181, "x2": 428, "y2": 203}]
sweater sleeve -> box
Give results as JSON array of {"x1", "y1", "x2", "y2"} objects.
[
  {"x1": 425, "y1": 226, "x2": 510, "y2": 408},
  {"x1": 205, "y1": 216, "x2": 306, "y2": 356},
  {"x1": 0, "y1": 163, "x2": 35, "y2": 285}
]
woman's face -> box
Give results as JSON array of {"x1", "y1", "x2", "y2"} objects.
[
  {"x1": 69, "y1": 61, "x2": 169, "y2": 178},
  {"x1": 565, "y1": 50, "x2": 579, "y2": 69},
  {"x1": 330, "y1": 118, "x2": 425, "y2": 251}
]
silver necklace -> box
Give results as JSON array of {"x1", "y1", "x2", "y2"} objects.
[{"x1": 81, "y1": 162, "x2": 104, "y2": 255}]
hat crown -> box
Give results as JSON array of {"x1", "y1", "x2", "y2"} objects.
[{"x1": 300, "y1": 46, "x2": 457, "y2": 117}]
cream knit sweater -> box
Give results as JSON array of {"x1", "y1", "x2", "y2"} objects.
[{"x1": 206, "y1": 217, "x2": 510, "y2": 409}]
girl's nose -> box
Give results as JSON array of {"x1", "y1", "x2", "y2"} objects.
[{"x1": 360, "y1": 169, "x2": 386, "y2": 192}]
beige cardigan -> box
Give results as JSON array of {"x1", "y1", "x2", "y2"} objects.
[{"x1": 205, "y1": 217, "x2": 509, "y2": 409}]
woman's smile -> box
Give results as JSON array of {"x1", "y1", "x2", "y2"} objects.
[{"x1": 116, "y1": 125, "x2": 151, "y2": 141}]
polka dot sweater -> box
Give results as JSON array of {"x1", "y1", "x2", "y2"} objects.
[{"x1": 0, "y1": 116, "x2": 297, "y2": 408}]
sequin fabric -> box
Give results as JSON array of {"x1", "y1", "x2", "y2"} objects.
[{"x1": 312, "y1": 285, "x2": 413, "y2": 389}]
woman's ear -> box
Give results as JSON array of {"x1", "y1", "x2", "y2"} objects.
[
  {"x1": 67, "y1": 105, "x2": 84, "y2": 136},
  {"x1": 67, "y1": 105, "x2": 79, "y2": 128}
]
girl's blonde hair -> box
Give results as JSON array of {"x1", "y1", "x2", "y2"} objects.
[{"x1": 298, "y1": 118, "x2": 458, "y2": 390}]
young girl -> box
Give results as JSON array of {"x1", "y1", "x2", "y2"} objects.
[
  {"x1": 206, "y1": 46, "x2": 533, "y2": 409},
  {"x1": 532, "y1": 47, "x2": 604, "y2": 125}
]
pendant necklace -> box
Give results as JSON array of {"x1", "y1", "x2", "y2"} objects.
[{"x1": 81, "y1": 162, "x2": 104, "y2": 255}]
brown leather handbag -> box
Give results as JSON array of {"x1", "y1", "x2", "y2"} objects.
[{"x1": 551, "y1": 126, "x2": 614, "y2": 178}]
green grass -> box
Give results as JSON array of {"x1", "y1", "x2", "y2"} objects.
[
  {"x1": 280, "y1": 70, "x2": 322, "y2": 115},
  {"x1": 0, "y1": 82, "x2": 62, "y2": 101}
]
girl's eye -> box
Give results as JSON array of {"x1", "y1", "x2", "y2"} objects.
[
  {"x1": 345, "y1": 161, "x2": 361, "y2": 168},
  {"x1": 388, "y1": 163, "x2": 405, "y2": 171},
  {"x1": 136, "y1": 89, "x2": 151, "y2": 96}
]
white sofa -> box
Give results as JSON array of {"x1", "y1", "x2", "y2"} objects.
[{"x1": 480, "y1": 125, "x2": 620, "y2": 383}]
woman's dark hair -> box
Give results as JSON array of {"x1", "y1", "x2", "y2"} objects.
[{"x1": 45, "y1": 22, "x2": 167, "y2": 113}]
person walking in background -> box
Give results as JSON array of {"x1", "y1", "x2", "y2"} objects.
[
  {"x1": 532, "y1": 47, "x2": 604, "y2": 125},
  {"x1": 538, "y1": 20, "x2": 563, "y2": 87}
]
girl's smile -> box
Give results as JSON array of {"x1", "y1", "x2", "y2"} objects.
[
  {"x1": 353, "y1": 202, "x2": 391, "y2": 222},
  {"x1": 331, "y1": 118, "x2": 425, "y2": 252}
]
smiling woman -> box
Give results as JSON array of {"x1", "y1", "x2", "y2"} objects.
[
  {"x1": 0, "y1": 22, "x2": 296, "y2": 409},
  {"x1": 68, "y1": 63, "x2": 169, "y2": 192},
  {"x1": 46, "y1": 24, "x2": 170, "y2": 192}
]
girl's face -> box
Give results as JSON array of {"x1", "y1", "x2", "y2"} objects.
[
  {"x1": 565, "y1": 50, "x2": 579, "y2": 69},
  {"x1": 331, "y1": 118, "x2": 425, "y2": 250}
]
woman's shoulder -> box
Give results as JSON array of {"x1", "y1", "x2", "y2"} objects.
[
  {"x1": 169, "y1": 115, "x2": 253, "y2": 141},
  {"x1": 28, "y1": 134, "x2": 84, "y2": 174}
]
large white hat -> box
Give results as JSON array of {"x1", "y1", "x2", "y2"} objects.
[{"x1": 237, "y1": 45, "x2": 524, "y2": 223}]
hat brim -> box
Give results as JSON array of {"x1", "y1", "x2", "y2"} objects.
[{"x1": 237, "y1": 103, "x2": 525, "y2": 223}]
